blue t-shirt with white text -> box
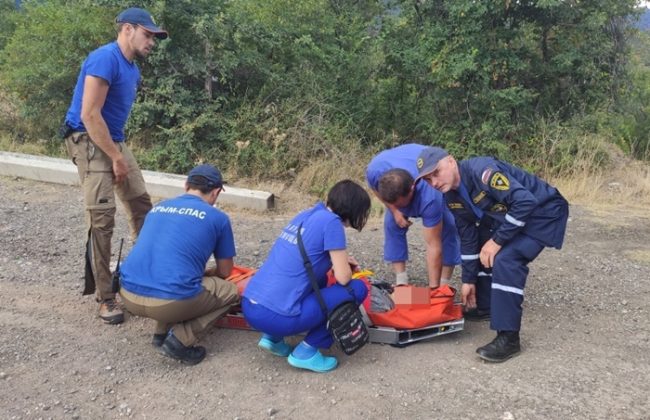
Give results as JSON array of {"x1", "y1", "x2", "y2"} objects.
[
  {"x1": 120, "y1": 194, "x2": 236, "y2": 299},
  {"x1": 243, "y1": 202, "x2": 346, "y2": 317}
]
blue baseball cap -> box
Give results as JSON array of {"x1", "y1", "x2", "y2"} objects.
[
  {"x1": 116, "y1": 8, "x2": 168, "y2": 39},
  {"x1": 187, "y1": 164, "x2": 224, "y2": 189},
  {"x1": 415, "y1": 146, "x2": 449, "y2": 180}
]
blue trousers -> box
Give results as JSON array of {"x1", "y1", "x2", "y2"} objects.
[
  {"x1": 490, "y1": 234, "x2": 544, "y2": 332},
  {"x1": 475, "y1": 219, "x2": 496, "y2": 312},
  {"x1": 475, "y1": 269, "x2": 492, "y2": 312},
  {"x1": 242, "y1": 280, "x2": 368, "y2": 349},
  {"x1": 383, "y1": 208, "x2": 461, "y2": 265}
]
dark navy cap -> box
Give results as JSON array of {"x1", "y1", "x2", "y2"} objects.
[
  {"x1": 415, "y1": 147, "x2": 449, "y2": 180},
  {"x1": 116, "y1": 8, "x2": 168, "y2": 39},
  {"x1": 187, "y1": 164, "x2": 224, "y2": 189}
]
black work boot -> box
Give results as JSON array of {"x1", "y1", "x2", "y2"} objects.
[
  {"x1": 161, "y1": 332, "x2": 206, "y2": 365},
  {"x1": 476, "y1": 331, "x2": 520, "y2": 362},
  {"x1": 463, "y1": 308, "x2": 491, "y2": 321}
]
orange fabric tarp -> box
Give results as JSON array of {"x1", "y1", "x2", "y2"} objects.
[
  {"x1": 228, "y1": 266, "x2": 462, "y2": 330},
  {"x1": 366, "y1": 285, "x2": 463, "y2": 330},
  {"x1": 226, "y1": 265, "x2": 257, "y2": 295},
  {"x1": 327, "y1": 271, "x2": 463, "y2": 330}
]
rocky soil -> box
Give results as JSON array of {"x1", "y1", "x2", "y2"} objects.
[{"x1": 1, "y1": 176, "x2": 649, "y2": 419}]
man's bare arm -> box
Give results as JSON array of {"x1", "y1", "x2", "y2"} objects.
[
  {"x1": 423, "y1": 222, "x2": 443, "y2": 288},
  {"x1": 80, "y1": 75, "x2": 128, "y2": 183}
]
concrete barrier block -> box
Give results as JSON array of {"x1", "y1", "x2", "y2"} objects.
[
  {"x1": 0, "y1": 151, "x2": 274, "y2": 211},
  {"x1": 0, "y1": 151, "x2": 79, "y2": 185}
]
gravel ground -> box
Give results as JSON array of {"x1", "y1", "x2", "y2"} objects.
[{"x1": 1, "y1": 175, "x2": 649, "y2": 420}]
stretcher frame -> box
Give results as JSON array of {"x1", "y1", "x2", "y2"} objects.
[
  {"x1": 366, "y1": 318, "x2": 464, "y2": 347},
  {"x1": 214, "y1": 306, "x2": 464, "y2": 347},
  {"x1": 220, "y1": 267, "x2": 465, "y2": 346}
]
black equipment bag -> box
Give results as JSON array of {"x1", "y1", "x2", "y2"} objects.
[{"x1": 326, "y1": 300, "x2": 369, "y2": 355}]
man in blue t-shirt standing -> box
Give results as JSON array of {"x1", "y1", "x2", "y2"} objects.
[
  {"x1": 366, "y1": 144, "x2": 461, "y2": 289},
  {"x1": 119, "y1": 164, "x2": 240, "y2": 365},
  {"x1": 62, "y1": 8, "x2": 167, "y2": 324}
]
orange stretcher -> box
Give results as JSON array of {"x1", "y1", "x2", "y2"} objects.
[{"x1": 215, "y1": 266, "x2": 465, "y2": 346}]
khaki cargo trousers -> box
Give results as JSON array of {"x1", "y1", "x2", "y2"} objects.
[
  {"x1": 65, "y1": 133, "x2": 152, "y2": 300},
  {"x1": 120, "y1": 277, "x2": 240, "y2": 346}
]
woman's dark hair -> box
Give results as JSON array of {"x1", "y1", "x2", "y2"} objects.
[
  {"x1": 377, "y1": 169, "x2": 413, "y2": 204},
  {"x1": 327, "y1": 180, "x2": 371, "y2": 231}
]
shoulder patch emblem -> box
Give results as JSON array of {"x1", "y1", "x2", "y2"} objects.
[
  {"x1": 481, "y1": 168, "x2": 493, "y2": 185},
  {"x1": 491, "y1": 203, "x2": 507, "y2": 213},
  {"x1": 490, "y1": 172, "x2": 510, "y2": 191},
  {"x1": 472, "y1": 191, "x2": 486, "y2": 204}
]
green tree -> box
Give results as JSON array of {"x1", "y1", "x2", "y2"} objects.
[
  {"x1": 0, "y1": 1, "x2": 115, "y2": 138},
  {"x1": 0, "y1": 0, "x2": 644, "y2": 182},
  {"x1": 0, "y1": 0, "x2": 18, "y2": 53},
  {"x1": 372, "y1": 0, "x2": 638, "y2": 158}
]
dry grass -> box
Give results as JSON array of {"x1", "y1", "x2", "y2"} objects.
[
  {"x1": 550, "y1": 157, "x2": 650, "y2": 227},
  {"x1": 292, "y1": 144, "x2": 367, "y2": 194},
  {"x1": 231, "y1": 138, "x2": 389, "y2": 217},
  {"x1": 531, "y1": 127, "x2": 650, "y2": 226},
  {"x1": 2, "y1": 111, "x2": 648, "y2": 225},
  {"x1": 0, "y1": 91, "x2": 18, "y2": 121},
  {"x1": 0, "y1": 133, "x2": 53, "y2": 156},
  {"x1": 0, "y1": 90, "x2": 64, "y2": 157},
  {"x1": 292, "y1": 142, "x2": 390, "y2": 218}
]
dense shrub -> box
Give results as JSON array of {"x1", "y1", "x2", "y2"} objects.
[{"x1": 0, "y1": 0, "x2": 646, "y2": 187}]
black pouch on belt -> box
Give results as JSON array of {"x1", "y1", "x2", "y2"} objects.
[{"x1": 58, "y1": 120, "x2": 74, "y2": 139}]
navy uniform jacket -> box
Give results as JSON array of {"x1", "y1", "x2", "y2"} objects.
[{"x1": 445, "y1": 157, "x2": 569, "y2": 284}]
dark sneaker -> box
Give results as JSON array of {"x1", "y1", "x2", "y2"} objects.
[
  {"x1": 152, "y1": 334, "x2": 166, "y2": 348},
  {"x1": 476, "y1": 331, "x2": 521, "y2": 363},
  {"x1": 98, "y1": 299, "x2": 124, "y2": 325},
  {"x1": 161, "y1": 332, "x2": 206, "y2": 365},
  {"x1": 464, "y1": 308, "x2": 491, "y2": 321}
]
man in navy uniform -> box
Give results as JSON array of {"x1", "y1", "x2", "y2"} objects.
[{"x1": 416, "y1": 147, "x2": 568, "y2": 362}]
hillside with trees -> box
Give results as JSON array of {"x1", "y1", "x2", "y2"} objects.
[{"x1": 0, "y1": 0, "x2": 648, "y2": 190}]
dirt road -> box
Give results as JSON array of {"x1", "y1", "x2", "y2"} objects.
[{"x1": 1, "y1": 176, "x2": 649, "y2": 419}]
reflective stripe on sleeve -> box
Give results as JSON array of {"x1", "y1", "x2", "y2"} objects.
[
  {"x1": 505, "y1": 213, "x2": 526, "y2": 227},
  {"x1": 478, "y1": 271, "x2": 492, "y2": 277},
  {"x1": 492, "y1": 282, "x2": 524, "y2": 295},
  {"x1": 461, "y1": 254, "x2": 479, "y2": 261}
]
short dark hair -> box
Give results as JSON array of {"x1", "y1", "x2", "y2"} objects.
[
  {"x1": 377, "y1": 169, "x2": 413, "y2": 204},
  {"x1": 327, "y1": 180, "x2": 371, "y2": 231},
  {"x1": 187, "y1": 176, "x2": 220, "y2": 195}
]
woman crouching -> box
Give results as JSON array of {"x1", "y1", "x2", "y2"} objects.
[{"x1": 242, "y1": 180, "x2": 371, "y2": 372}]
